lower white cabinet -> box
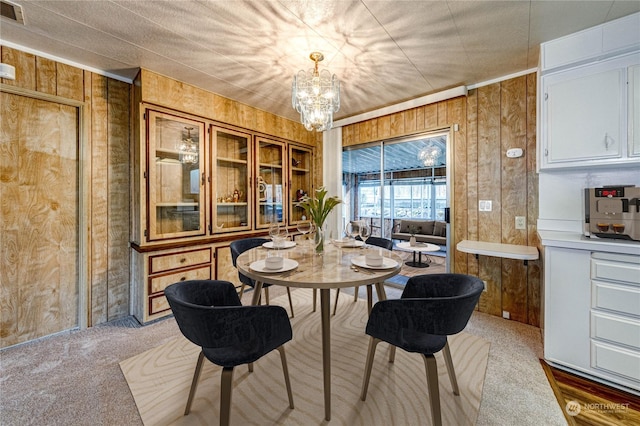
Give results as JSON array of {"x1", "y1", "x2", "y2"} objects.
[{"x1": 544, "y1": 247, "x2": 640, "y2": 392}]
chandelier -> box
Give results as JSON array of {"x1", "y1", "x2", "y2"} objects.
[
  {"x1": 418, "y1": 142, "x2": 443, "y2": 167},
  {"x1": 176, "y1": 127, "x2": 198, "y2": 164},
  {"x1": 291, "y1": 52, "x2": 340, "y2": 132}
]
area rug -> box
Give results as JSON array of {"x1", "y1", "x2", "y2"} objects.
[{"x1": 120, "y1": 289, "x2": 490, "y2": 425}]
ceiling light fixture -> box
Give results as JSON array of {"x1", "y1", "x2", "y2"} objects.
[
  {"x1": 291, "y1": 52, "x2": 340, "y2": 132},
  {"x1": 176, "y1": 127, "x2": 198, "y2": 164},
  {"x1": 418, "y1": 142, "x2": 442, "y2": 167}
]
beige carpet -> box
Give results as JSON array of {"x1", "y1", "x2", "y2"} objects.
[{"x1": 120, "y1": 289, "x2": 490, "y2": 425}]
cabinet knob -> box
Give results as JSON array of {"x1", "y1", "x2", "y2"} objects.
[
  {"x1": 180, "y1": 276, "x2": 186, "y2": 281},
  {"x1": 180, "y1": 258, "x2": 186, "y2": 263},
  {"x1": 603, "y1": 133, "x2": 614, "y2": 150}
]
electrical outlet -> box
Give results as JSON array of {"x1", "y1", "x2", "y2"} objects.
[
  {"x1": 515, "y1": 216, "x2": 526, "y2": 230},
  {"x1": 502, "y1": 311, "x2": 510, "y2": 320},
  {"x1": 482, "y1": 280, "x2": 487, "y2": 292}
]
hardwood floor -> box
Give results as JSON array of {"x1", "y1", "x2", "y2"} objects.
[{"x1": 541, "y1": 360, "x2": 640, "y2": 425}]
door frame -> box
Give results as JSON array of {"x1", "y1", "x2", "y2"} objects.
[{"x1": 1, "y1": 83, "x2": 89, "y2": 330}]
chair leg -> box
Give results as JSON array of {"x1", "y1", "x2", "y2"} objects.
[
  {"x1": 185, "y1": 351, "x2": 206, "y2": 415},
  {"x1": 353, "y1": 286, "x2": 359, "y2": 302},
  {"x1": 286, "y1": 287, "x2": 295, "y2": 318},
  {"x1": 219, "y1": 367, "x2": 234, "y2": 426},
  {"x1": 360, "y1": 337, "x2": 381, "y2": 400},
  {"x1": 277, "y1": 346, "x2": 295, "y2": 409},
  {"x1": 422, "y1": 354, "x2": 442, "y2": 426},
  {"x1": 366, "y1": 285, "x2": 373, "y2": 315},
  {"x1": 312, "y1": 289, "x2": 317, "y2": 312},
  {"x1": 332, "y1": 289, "x2": 340, "y2": 316},
  {"x1": 442, "y1": 341, "x2": 459, "y2": 395}
]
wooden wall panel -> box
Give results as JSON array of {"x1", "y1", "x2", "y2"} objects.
[
  {"x1": 56, "y1": 63, "x2": 83, "y2": 101},
  {"x1": 424, "y1": 104, "x2": 438, "y2": 129},
  {"x1": 526, "y1": 73, "x2": 541, "y2": 327},
  {"x1": 1, "y1": 47, "x2": 36, "y2": 89},
  {"x1": 465, "y1": 89, "x2": 479, "y2": 277},
  {"x1": 141, "y1": 69, "x2": 215, "y2": 118},
  {"x1": 35, "y1": 57, "x2": 56, "y2": 95},
  {"x1": 500, "y1": 76, "x2": 528, "y2": 322},
  {"x1": 448, "y1": 97, "x2": 468, "y2": 273},
  {"x1": 106, "y1": 79, "x2": 131, "y2": 319},
  {"x1": 477, "y1": 83, "x2": 502, "y2": 243},
  {"x1": 90, "y1": 74, "x2": 110, "y2": 325}
]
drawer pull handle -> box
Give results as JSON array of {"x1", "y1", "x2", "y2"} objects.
[
  {"x1": 180, "y1": 258, "x2": 186, "y2": 263},
  {"x1": 180, "y1": 276, "x2": 186, "y2": 281}
]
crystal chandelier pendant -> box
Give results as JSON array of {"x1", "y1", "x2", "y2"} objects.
[
  {"x1": 292, "y1": 52, "x2": 340, "y2": 132},
  {"x1": 176, "y1": 127, "x2": 198, "y2": 164}
]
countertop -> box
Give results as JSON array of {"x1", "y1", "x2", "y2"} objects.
[{"x1": 538, "y1": 230, "x2": 640, "y2": 255}]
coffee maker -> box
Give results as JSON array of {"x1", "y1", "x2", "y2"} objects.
[{"x1": 584, "y1": 185, "x2": 640, "y2": 242}]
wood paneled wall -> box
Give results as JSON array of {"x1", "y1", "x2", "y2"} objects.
[
  {"x1": 343, "y1": 74, "x2": 540, "y2": 326},
  {"x1": 1, "y1": 46, "x2": 131, "y2": 328},
  {"x1": 138, "y1": 69, "x2": 321, "y2": 148}
]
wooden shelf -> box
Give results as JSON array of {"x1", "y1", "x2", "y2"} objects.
[
  {"x1": 156, "y1": 202, "x2": 199, "y2": 207},
  {"x1": 217, "y1": 156, "x2": 247, "y2": 164},
  {"x1": 259, "y1": 163, "x2": 283, "y2": 168},
  {"x1": 456, "y1": 240, "x2": 539, "y2": 263},
  {"x1": 291, "y1": 167, "x2": 310, "y2": 172},
  {"x1": 217, "y1": 202, "x2": 248, "y2": 207}
]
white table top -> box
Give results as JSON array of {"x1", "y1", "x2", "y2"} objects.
[
  {"x1": 397, "y1": 241, "x2": 441, "y2": 253},
  {"x1": 456, "y1": 239, "x2": 539, "y2": 261}
]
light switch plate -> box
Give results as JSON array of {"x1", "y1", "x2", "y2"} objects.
[{"x1": 479, "y1": 200, "x2": 492, "y2": 212}]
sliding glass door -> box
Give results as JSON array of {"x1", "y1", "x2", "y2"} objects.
[{"x1": 342, "y1": 131, "x2": 449, "y2": 241}]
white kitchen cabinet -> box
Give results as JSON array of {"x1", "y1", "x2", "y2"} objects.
[
  {"x1": 630, "y1": 64, "x2": 640, "y2": 157},
  {"x1": 543, "y1": 237, "x2": 640, "y2": 393},
  {"x1": 540, "y1": 53, "x2": 639, "y2": 169}
]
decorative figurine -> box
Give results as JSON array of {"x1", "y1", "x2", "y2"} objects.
[{"x1": 233, "y1": 189, "x2": 239, "y2": 202}]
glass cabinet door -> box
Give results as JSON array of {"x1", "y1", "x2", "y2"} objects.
[
  {"x1": 212, "y1": 126, "x2": 252, "y2": 233},
  {"x1": 147, "y1": 110, "x2": 206, "y2": 241},
  {"x1": 289, "y1": 144, "x2": 314, "y2": 224},
  {"x1": 255, "y1": 137, "x2": 286, "y2": 228}
]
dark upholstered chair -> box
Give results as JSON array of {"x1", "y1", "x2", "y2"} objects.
[
  {"x1": 230, "y1": 237, "x2": 294, "y2": 317},
  {"x1": 333, "y1": 236, "x2": 395, "y2": 316},
  {"x1": 360, "y1": 273, "x2": 484, "y2": 426},
  {"x1": 164, "y1": 280, "x2": 294, "y2": 426}
]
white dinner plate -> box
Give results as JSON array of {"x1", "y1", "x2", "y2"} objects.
[
  {"x1": 351, "y1": 255, "x2": 398, "y2": 270},
  {"x1": 250, "y1": 258, "x2": 298, "y2": 273},
  {"x1": 332, "y1": 239, "x2": 365, "y2": 248},
  {"x1": 262, "y1": 241, "x2": 296, "y2": 249}
]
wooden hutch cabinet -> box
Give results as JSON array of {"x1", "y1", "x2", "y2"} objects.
[{"x1": 131, "y1": 93, "x2": 318, "y2": 323}]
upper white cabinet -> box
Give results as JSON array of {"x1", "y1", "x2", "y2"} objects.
[
  {"x1": 538, "y1": 12, "x2": 640, "y2": 170},
  {"x1": 630, "y1": 64, "x2": 640, "y2": 157}
]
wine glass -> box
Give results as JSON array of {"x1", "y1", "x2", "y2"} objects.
[
  {"x1": 269, "y1": 222, "x2": 280, "y2": 248},
  {"x1": 359, "y1": 222, "x2": 371, "y2": 248},
  {"x1": 297, "y1": 221, "x2": 312, "y2": 244},
  {"x1": 276, "y1": 226, "x2": 289, "y2": 247}
]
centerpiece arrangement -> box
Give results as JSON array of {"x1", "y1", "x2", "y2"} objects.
[{"x1": 296, "y1": 187, "x2": 341, "y2": 254}]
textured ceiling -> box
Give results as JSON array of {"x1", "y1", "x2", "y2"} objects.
[{"x1": 1, "y1": 1, "x2": 639, "y2": 122}]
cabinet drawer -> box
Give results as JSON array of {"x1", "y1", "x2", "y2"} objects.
[
  {"x1": 148, "y1": 266, "x2": 212, "y2": 315},
  {"x1": 592, "y1": 280, "x2": 640, "y2": 317},
  {"x1": 591, "y1": 312, "x2": 640, "y2": 350},
  {"x1": 150, "y1": 248, "x2": 211, "y2": 273},
  {"x1": 591, "y1": 340, "x2": 640, "y2": 382},
  {"x1": 149, "y1": 265, "x2": 212, "y2": 295},
  {"x1": 591, "y1": 257, "x2": 640, "y2": 285}
]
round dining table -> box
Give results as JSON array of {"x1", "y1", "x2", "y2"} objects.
[{"x1": 236, "y1": 240, "x2": 403, "y2": 421}]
